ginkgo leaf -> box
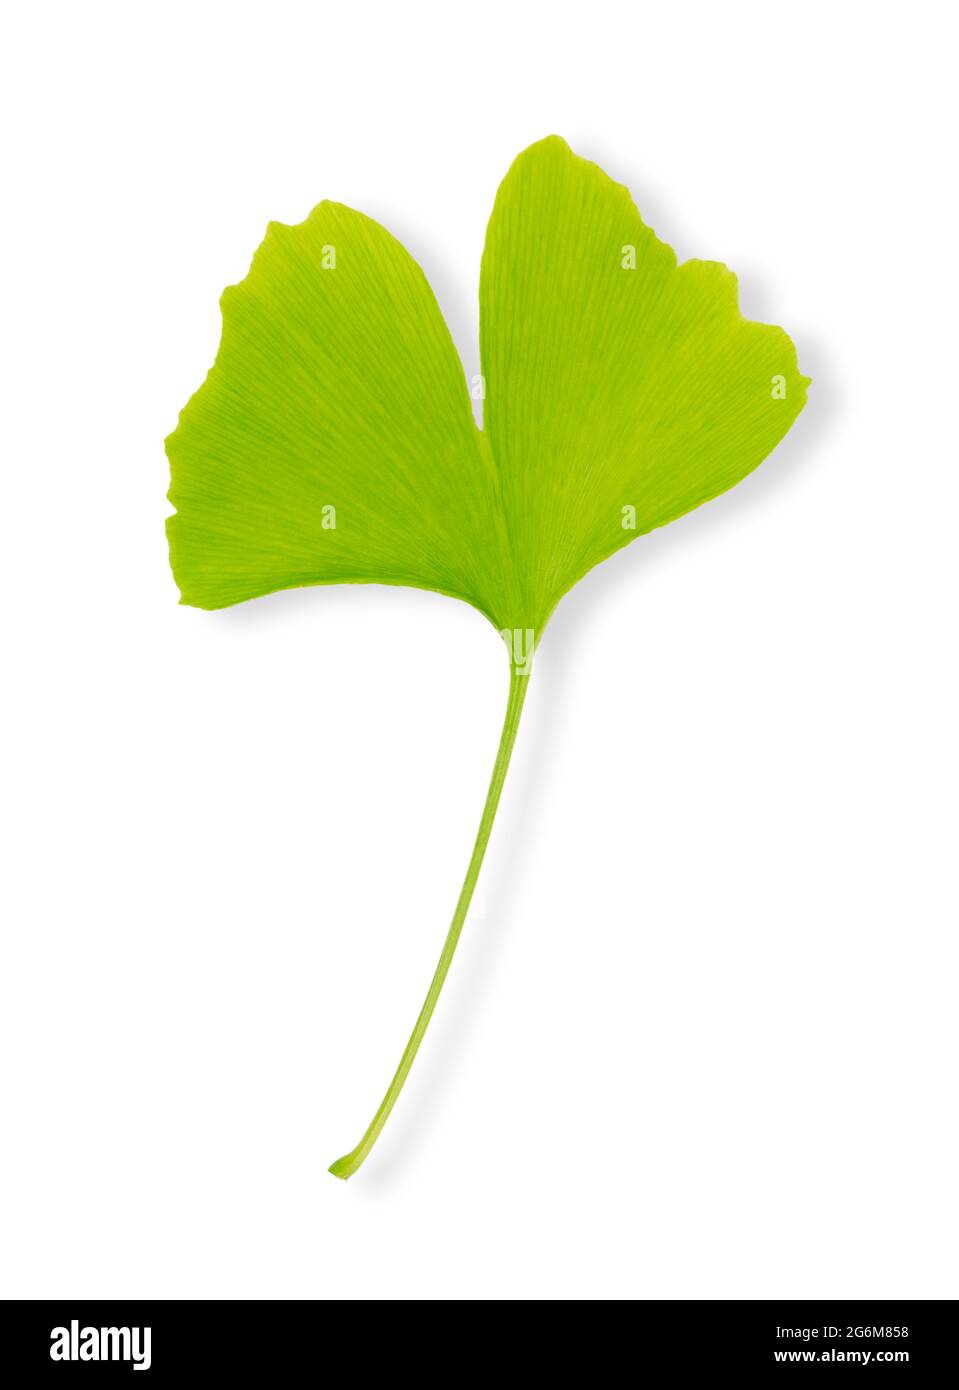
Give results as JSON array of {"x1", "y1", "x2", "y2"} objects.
[{"x1": 166, "y1": 136, "x2": 810, "y2": 1179}]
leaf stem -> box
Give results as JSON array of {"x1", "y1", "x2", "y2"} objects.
[{"x1": 329, "y1": 662, "x2": 531, "y2": 1179}]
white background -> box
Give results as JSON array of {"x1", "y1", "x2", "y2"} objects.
[{"x1": 2, "y1": 1, "x2": 957, "y2": 1300}]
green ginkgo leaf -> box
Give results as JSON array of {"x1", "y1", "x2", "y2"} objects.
[{"x1": 166, "y1": 136, "x2": 809, "y2": 1178}]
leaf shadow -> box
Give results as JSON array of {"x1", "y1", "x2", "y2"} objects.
[{"x1": 355, "y1": 326, "x2": 833, "y2": 1194}]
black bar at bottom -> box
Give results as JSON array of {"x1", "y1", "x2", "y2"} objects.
[{"x1": 1, "y1": 1299, "x2": 954, "y2": 1379}]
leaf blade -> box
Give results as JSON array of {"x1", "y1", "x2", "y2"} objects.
[
  {"x1": 479, "y1": 136, "x2": 810, "y2": 630},
  {"x1": 167, "y1": 201, "x2": 508, "y2": 621}
]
